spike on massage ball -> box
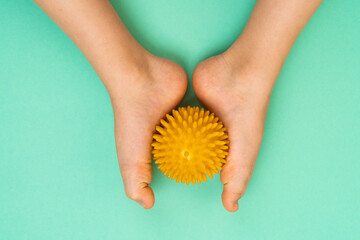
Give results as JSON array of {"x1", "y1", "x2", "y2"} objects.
[{"x1": 152, "y1": 106, "x2": 229, "y2": 185}]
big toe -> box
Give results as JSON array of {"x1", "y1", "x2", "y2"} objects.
[
  {"x1": 221, "y1": 181, "x2": 247, "y2": 212},
  {"x1": 124, "y1": 181, "x2": 155, "y2": 209},
  {"x1": 220, "y1": 162, "x2": 254, "y2": 212},
  {"x1": 120, "y1": 162, "x2": 155, "y2": 209}
]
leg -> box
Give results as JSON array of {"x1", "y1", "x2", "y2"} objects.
[
  {"x1": 193, "y1": 0, "x2": 323, "y2": 212},
  {"x1": 33, "y1": 0, "x2": 187, "y2": 209}
]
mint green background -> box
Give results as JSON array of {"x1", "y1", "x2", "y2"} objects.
[{"x1": 1, "y1": 0, "x2": 360, "y2": 239}]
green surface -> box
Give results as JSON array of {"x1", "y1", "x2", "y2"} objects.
[{"x1": 1, "y1": 0, "x2": 360, "y2": 239}]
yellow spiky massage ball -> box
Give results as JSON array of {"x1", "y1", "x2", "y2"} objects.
[{"x1": 152, "y1": 106, "x2": 229, "y2": 184}]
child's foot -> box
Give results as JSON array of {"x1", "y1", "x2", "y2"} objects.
[
  {"x1": 192, "y1": 52, "x2": 275, "y2": 212},
  {"x1": 108, "y1": 53, "x2": 187, "y2": 209}
]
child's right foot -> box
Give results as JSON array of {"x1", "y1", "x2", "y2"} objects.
[
  {"x1": 192, "y1": 51, "x2": 275, "y2": 212},
  {"x1": 107, "y1": 53, "x2": 187, "y2": 209}
]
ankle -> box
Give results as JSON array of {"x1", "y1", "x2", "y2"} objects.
[
  {"x1": 192, "y1": 52, "x2": 274, "y2": 111},
  {"x1": 100, "y1": 51, "x2": 154, "y2": 95},
  {"x1": 221, "y1": 47, "x2": 277, "y2": 97},
  {"x1": 223, "y1": 42, "x2": 280, "y2": 85}
]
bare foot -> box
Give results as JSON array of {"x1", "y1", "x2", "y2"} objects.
[
  {"x1": 108, "y1": 53, "x2": 187, "y2": 209},
  {"x1": 192, "y1": 53, "x2": 274, "y2": 212},
  {"x1": 33, "y1": 0, "x2": 189, "y2": 210}
]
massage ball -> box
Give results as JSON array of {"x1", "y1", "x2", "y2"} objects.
[{"x1": 152, "y1": 106, "x2": 229, "y2": 184}]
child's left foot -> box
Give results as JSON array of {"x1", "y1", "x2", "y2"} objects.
[
  {"x1": 192, "y1": 52, "x2": 275, "y2": 212},
  {"x1": 108, "y1": 53, "x2": 188, "y2": 209}
]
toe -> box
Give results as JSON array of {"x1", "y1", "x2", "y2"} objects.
[
  {"x1": 120, "y1": 162, "x2": 155, "y2": 209},
  {"x1": 221, "y1": 163, "x2": 254, "y2": 212},
  {"x1": 125, "y1": 185, "x2": 155, "y2": 209},
  {"x1": 221, "y1": 181, "x2": 247, "y2": 212}
]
